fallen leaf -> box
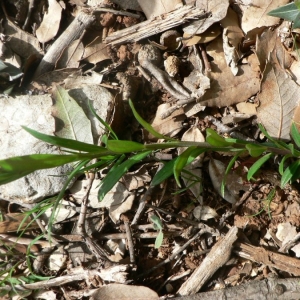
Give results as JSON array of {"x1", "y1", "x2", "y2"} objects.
[
  {"x1": 183, "y1": 0, "x2": 230, "y2": 35},
  {"x1": 236, "y1": 102, "x2": 258, "y2": 115},
  {"x1": 193, "y1": 205, "x2": 219, "y2": 220},
  {"x1": 257, "y1": 50, "x2": 300, "y2": 140},
  {"x1": 137, "y1": 0, "x2": 183, "y2": 19},
  {"x1": 241, "y1": 0, "x2": 290, "y2": 34},
  {"x1": 223, "y1": 28, "x2": 239, "y2": 76},
  {"x1": 199, "y1": 37, "x2": 260, "y2": 107},
  {"x1": 276, "y1": 222, "x2": 297, "y2": 246},
  {"x1": 36, "y1": 0, "x2": 63, "y2": 44},
  {"x1": 82, "y1": 37, "x2": 111, "y2": 64},
  {"x1": 145, "y1": 103, "x2": 185, "y2": 140},
  {"x1": 56, "y1": 40, "x2": 84, "y2": 69}
]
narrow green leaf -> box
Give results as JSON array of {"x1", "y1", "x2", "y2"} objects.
[
  {"x1": 88, "y1": 100, "x2": 118, "y2": 140},
  {"x1": 245, "y1": 144, "x2": 267, "y2": 157},
  {"x1": 98, "y1": 150, "x2": 151, "y2": 201},
  {"x1": 291, "y1": 122, "x2": 300, "y2": 148},
  {"x1": 53, "y1": 85, "x2": 94, "y2": 143},
  {"x1": 281, "y1": 160, "x2": 300, "y2": 187},
  {"x1": 206, "y1": 128, "x2": 233, "y2": 147},
  {"x1": 173, "y1": 147, "x2": 205, "y2": 187},
  {"x1": 22, "y1": 126, "x2": 106, "y2": 153},
  {"x1": 0, "y1": 153, "x2": 103, "y2": 185},
  {"x1": 155, "y1": 231, "x2": 164, "y2": 248},
  {"x1": 221, "y1": 152, "x2": 242, "y2": 197},
  {"x1": 107, "y1": 140, "x2": 145, "y2": 153},
  {"x1": 247, "y1": 153, "x2": 273, "y2": 181},
  {"x1": 151, "y1": 159, "x2": 176, "y2": 187},
  {"x1": 279, "y1": 154, "x2": 293, "y2": 175},
  {"x1": 129, "y1": 99, "x2": 176, "y2": 141}
]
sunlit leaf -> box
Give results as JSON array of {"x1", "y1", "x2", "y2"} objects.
[
  {"x1": 281, "y1": 159, "x2": 300, "y2": 188},
  {"x1": 98, "y1": 151, "x2": 151, "y2": 201},
  {"x1": 151, "y1": 159, "x2": 176, "y2": 187},
  {"x1": 291, "y1": 122, "x2": 300, "y2": 148},
  {"x1": 279, "y1": 154, "x2": 293, "y2": 175},
  {"x1": 151, "y1": 215, "x2": 163, "y2": 230},
  {"x1": 22, "y1": 126, "x2": 106, "y2": 153},
  {"x1": 206, "y1": 128, "x2": 233, "y2": 147},
  {"x1": 246, "y1": 144, "x2": 267, "y2": 157},
  {"x1": 107, "y1": 140, "x2": 145, "y2": 153},
  {"x1": 247, "y1": 153, "x2": 273, "y2": 181}
]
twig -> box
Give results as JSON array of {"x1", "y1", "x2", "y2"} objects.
[
  {"x1": 198, "y1": 44, "x2": 211, "y2": 72},
  {"x1": 176, "y1": 226, "x2": 239, "y2": 296},
  {"x1": 137, "y1": 228, "x2": 208, "y2": 278},
  {"x1": 94, "y1": 8, "x2": 141, "y2": 19},
  {"x1": 124, "y1": 221, "x2": 135, "y2": 264},
  {"x1": 34, "y1": 10, "x2": 95, "y2": 78}
]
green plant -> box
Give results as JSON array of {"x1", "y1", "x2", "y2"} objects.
[
  {"x1": 150, "y1": 215, "x2": 164, "y2": 248},
  {"x1": 2, "y1": 91, "x2": 300, "y2": 224},
  {"x1": 268, "y1": 1, "x2": 300, "y2": 29}
]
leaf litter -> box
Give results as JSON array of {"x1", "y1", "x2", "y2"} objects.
[{"x1": 2, "y1": 0, "x2": 300, "y2": 299}]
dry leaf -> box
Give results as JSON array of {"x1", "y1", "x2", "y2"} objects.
[
  {"x1": 137, "y1": 0, "x2": 183, "y2": 19},
  {"x1": 257, "y1": 51, "x2": 300, "y2": 140},
  {"x1": 242, "y1": 0, "x2": 290, "y2": 34},
  {"x1": 4, "y1": 19, "x2": 43, "y2": 59},
  {"x1": 56, "y1": 39, "x2": 84, "y2": 69},
  {"x1": 236, "y1": 102, "x2": 258, "y2": 115},
  {"x1": 36, "y1": 0, "x2": 63, "y2": 44},
  {"x1": 82, "y1": 36, "x2": 111, "y2": 64},
  {"x1": 182, "y1": 23, "x2": 221, "y2": 46},
  {"x1": 183, "y1": 0, "x2": 229, "y2": 35},
  {"x1": 199, "y1": 37, "x2": 260, "y2": 107},
  {"x1": 178, "y1": 126, "x2": 205, "y2": 203},
  {"x1": 146, "y1": 103, "x2": 185, "y2": 140},
  {"x1": 193, "y1": 205, "x2": 219, "y2": 220},
  {"x1": 276, "y1": 222, "x2": 297, "y2": 246},
  {"x1": 223, "y1": 28, "x2": 239, "y2": 76}
]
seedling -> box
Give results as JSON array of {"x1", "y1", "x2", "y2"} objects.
[{"x1": 150, "y1": 215, "x2": 164, "y2": 248}]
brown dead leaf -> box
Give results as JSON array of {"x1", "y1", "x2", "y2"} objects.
[
  {"x1": 56, "y1": 40, "x2": 84, "y2": 69},
  {"x1": 182, "y1": 23, "x2": 221, "y2": 46},
  {"x1": 82, "y1": 36, "x2": 111, "y2": 64},
  {"x1": 4, "y1": 19, "x2": 43, "y2": 59},
  {"x1": 145, "y1": 103, "x2": 185, "y2": 140},
  {"x1": 257, "y1": 51, "x2": 300, "y2": 140},
  {"x1": 183, "y1": 0, "x2": 229, "y2": 35},
  {"x1": 36, "y1": 0, "x2": 63, "y2": 44},
  {"x1": 236, "y1": 102, "x2": 258, "y2": 115},
  {"x1": 242, "y1": 0, "x2": 290, "y2": 34},
  {"x1": 137, "y1": 0, "x2": 183, "y2": 19},
  {"x1": 199, "y1": 37, "x2": 260, "y2": 107}
]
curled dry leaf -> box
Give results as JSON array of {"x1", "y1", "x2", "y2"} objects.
[{"x1": 36, "y1": 0, "x2": 63, "y2": 44}]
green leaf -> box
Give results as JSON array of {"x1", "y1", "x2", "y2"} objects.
[
  {"x1": 291, "y1": 122, "x2": 300, "y2": 148},
  {"x1": 281, "y1": 160, "x2": 300, "y2": 187},
  {"x1": 245, "y1": 144, "x2": 267, "y2": 157},
  {"x1": 53, "y1": 85, "x2": 94, "y2": 143},
  {"x1": 107, "y1": 140, "x2": 145, "y2": 153},
  {"x1": 279, "y1": 154, "x2": 293, "y2": 175},
  {"x1": 247, "y1": 153, "x2": 273, "y2": 181},
  {"x1": 151, "y1": 215, "x2": 163, "y2": 230},
  {"x1": 22, "y1": 126, "x2": 106, "y2": 153},
  {"x1": 151, "y1": 159, "x2": 176, "y2": 187},
  {"x1": 221, "y1": 152, "x2": 241, "y2": 197},
  {"x1": 129, "y1": 99, "x2": 176, "y2": 141},
  {"x1": 206, "y1": 128, "x2": 233, "y2": 147},
  {"x1": 173, "y1": 147, "x2": 205, "y2": 187},
  {"x1": 0, "y1": 153, "x2": 100, "y2": 185},
  {"x1": 268, "y1": 3, "x2": 300, "y2": 28},
  {"x1": 88, "y1": 100, "x2": 118, "y2": 140},
  {"x1": 98, "y1": 151, "x2": 151, "y2": 201},
  {"x1": 155, "y1": 231, "x2": 164, "y2": 248}
]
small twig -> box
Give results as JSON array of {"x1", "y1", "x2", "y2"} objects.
[
  {"x1": 124, "y1": 221, "x2": 135, "y2": 264},
  {"x1": 94, "y1": 8, "x2": 141, "y2": 19},
  {"x1": 137, "y1": 228, "x2": 208, "y2": 277},
  {"x1": 198, "y1": 44, "x2": 211, "y2": 72}
]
